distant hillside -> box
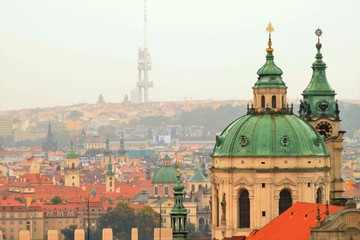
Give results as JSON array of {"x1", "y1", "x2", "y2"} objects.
[{"x1": 161, "y1": 101, "x2": 360, "y2": 139}]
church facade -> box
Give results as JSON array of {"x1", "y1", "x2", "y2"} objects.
[{"x1": 210, "y1": 25, "x2": 344, "y2": 239}]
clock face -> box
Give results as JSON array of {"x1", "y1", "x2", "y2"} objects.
[{"x1": 315, "y1": 121, "x2": 333, "y2": 138}]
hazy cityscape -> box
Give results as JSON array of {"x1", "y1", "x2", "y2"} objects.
[{"x1": 0, "y1": 0, "x2": 360, "y2": 240}]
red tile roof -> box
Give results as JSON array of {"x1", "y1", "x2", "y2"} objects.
[{"x1": 246, "y1": 202, "x2": 343, "y2": 240}]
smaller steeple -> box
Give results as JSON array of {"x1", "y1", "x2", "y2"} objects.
[
  {"x1": 107, "y1": 154, "x2": 114, "y2": 176},
  {"x1": 301, "y1": 28, "x2": 338, "y2": 120},
  {"x1": 104, "y1": 137, "x2": 111, "y2": 156},
  {"x1": 170, "y1": 161, "x2": 188, "y2": 240},
  {"x1": 43, "y1": 121, "x2": 57, "y2": 152}
]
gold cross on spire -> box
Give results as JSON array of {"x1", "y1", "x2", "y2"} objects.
[
  {"x1": 266, "y1": 22, "x2": 274, "y2": 34},
  {"x1": 266, "y1": 22, "x2": 274, "y2": 53}
]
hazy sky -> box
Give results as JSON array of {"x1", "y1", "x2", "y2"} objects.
[{"x1": 0, "y1": 0, "x2": 359, "y2": 110}]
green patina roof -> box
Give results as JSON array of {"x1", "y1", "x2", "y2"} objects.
[
  {"x1": 300, "y1": 43, "x2": 338, "y2": 119},
  {"x1": 188, "y1": 170, "x2": 208, "y2": 182},
  {"x1": 254, "y1": 52, "x2": 286, "y2": 89},
  {"x1": 303, "y1": 48, "x2": 335, "y2": 96},
  {"x1": 66, "y1": 149, "x2": 78, "y2": 159},
  {"x1": 152, "y1": 166, "x2": 178, "y2": 184},
  {"x1": 212, "y1": 113, "x2": 329, "y2": 157},
  {"x1": 129, "y1": 190, "x2": 148, "y2": 203}
]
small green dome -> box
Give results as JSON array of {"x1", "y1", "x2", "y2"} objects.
[
  {"x1": 66, "y1": 149, "x2": 78, "y2": 159},
  {"x1": 254, "y1": 52, "x2": 286, "y2": 89},
  {"x1": 152, "y1": 166, "x2": 178, "y2": 184},
  {"x1": 213, "y1": 113, "x2": 328, "y2": 157}
]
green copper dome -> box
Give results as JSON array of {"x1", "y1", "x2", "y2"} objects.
[
  {"x1": 66, "y1": 149, "x2": 78, "y2": 159},
  {"x1": 212, "y1": 113, "x2": 328, "y2": 157},
  {"x1": 152, "y1": 166, "x2": 178, "y2": 184}
]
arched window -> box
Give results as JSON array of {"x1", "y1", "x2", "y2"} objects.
[
  {"x1": 316, "y1": 188, "x2": 322, "y2": 204},
  {"x1": 261, "y1": 96, "x2": 265, "y2": 108},
  {"x1": 198, "y1": 185, "x2": 203, "y2": 191},
  {"x1": 191, "y1": 184, "x2": 195, "y2": 192},
  {"x1": 239, "y1": 189, "x2": 250, "y2": 228},
  {"x1": 279, "y1": 189, "x2": 292, "y2": 215},
  {"x1": 281, "y1": 95, "x2": 284, "y2": 107},
  {"x1": 71, "y1": 163, "x2": 75, "y2": 169},
  {"x1": 272, "y1": 95, "x2": 276, "y2": 108}
]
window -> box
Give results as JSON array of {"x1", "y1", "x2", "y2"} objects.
[
  {"x1": 164, "y1": 187, "x2": 169, "y2": 195},
  {"x1": 10, "y1": 228, "x2": 14, "y2": 232},
  {"x1": 58, "y1": 211, "x2": 63, "y2": 217},
  {"x1": 18, "y1": 220, "x2": 22, "y2": 224},
  {"x1": 239, "y1": 189, "x2": 250, "y2": 228},
  {"x1": 154, "y1": 186, "x2": 158, "y2": 195},
  {"x1": 191, "y1": 184, "x2": 195, "y2": 192},
  {"x1": 2, "y1": 220, "x2": 5, "y2": 224},
  {"x1": 10, "y1": 220, "x2": 14, "y2": 225},
  {"x1": 198, "y1": 185, "x2": 203, "y2": 191},
  {"x1": 272, "y1": 95, "x2": 276, "y2": 108},
  {"x1": 262, "y1": 211, "x2": 266, "y2": 217},
  {"x1": 261, "y1": 95, "x2": 265, "y2": 108},
  {"x1": 279, "y1": 189, "x2": 292, "y2": 215},
  {"x1": 262, "y1": 183, "x2": 266, "y2": 188}
]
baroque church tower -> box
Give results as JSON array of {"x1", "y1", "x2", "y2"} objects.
[
  {"x1": 299, "y1": 29, "x2": 345, "y2": 205},
  {"x1": 211, "y1": 24, "x2": 332, "y2": 239},
  {"x1": 64, "y1": 143, "x2": 80, "y2": 187}
]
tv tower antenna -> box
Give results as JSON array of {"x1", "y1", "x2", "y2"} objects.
[{"x1": 137, "y1": 0, "x2": 153, "y2": 104}]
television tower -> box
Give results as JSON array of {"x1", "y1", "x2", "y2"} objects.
[{"x1": 137, "y1": 0, "x2": 152, "y2": 104}]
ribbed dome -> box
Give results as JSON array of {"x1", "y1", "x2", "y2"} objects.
[
  {"x1": 152, "y1": 166, "x2": 177, "y2": 184},
  {"x1": 212, "y1": 114, "x2": 328, "y2": 157}
]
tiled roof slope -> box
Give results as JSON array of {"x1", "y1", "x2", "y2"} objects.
[{"x1": 246, "y1": 202, "x2": 343, "y2": 240}]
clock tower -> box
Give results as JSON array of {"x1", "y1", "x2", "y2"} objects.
[{"x1": 299, "y1": 28, "x2": 345, "y2": 205}]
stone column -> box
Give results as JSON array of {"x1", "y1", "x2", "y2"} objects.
[
  {"x1": 0, "y1": 231, "x2": 3, "y2": 240},
  {"x1": 47, "y1": 230, "x2": 58, "y2": 240},
  {"x1": 74, "y1": 229, "x2": 85, "y2": 240},
  {"x1": 131, "y1": 228, "x2": 138, "y2": 240},
  {"x1": 19, "y1": 230, "x2": 30, "y2": 240},
  {"x1": 102, "y1": 228, "x2": 113, "y2": 240}
]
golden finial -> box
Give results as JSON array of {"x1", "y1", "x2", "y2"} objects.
[
  {"x1": 176, "y1": 159, "x2": 181, "y2": 175},
  {"x1": 266, "y1": 22, "x2": 274, "y2": 53}
]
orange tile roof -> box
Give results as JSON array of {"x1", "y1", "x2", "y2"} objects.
[{"x1": 246, "y1": 202, "x2": 343, "y2": 240}]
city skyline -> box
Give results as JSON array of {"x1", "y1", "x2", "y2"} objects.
[{"x1": 0, "y1": 0, "x2": 359, "y2": 110}]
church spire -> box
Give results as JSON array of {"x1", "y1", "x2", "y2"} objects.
[
  {"x1": 43, "y1": 121, "x2": 57, "y2": 152},
  {"x1": 170, "y1": 162, "x2": 188, "y2": 240},
  {"x1": 300, "y1": 28, "x2": 338, "y2": 120}
]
